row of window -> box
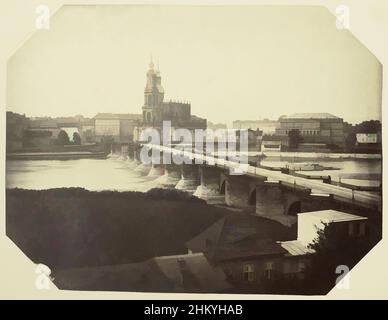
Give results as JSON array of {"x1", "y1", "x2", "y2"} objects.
[
  {"x1": 348, "y1": 221, "x2": 366, "y2": 237},
  {"x1": 242, "y1": 261, "x2": 274, "y2": 282},
  {"x1": 283, "y1": 129, "x2": 320, "y2": 135},
  {"x1": 240, "y1": 260, "x2": 306, "y2": 283}
]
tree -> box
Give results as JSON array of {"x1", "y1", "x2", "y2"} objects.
[
  {"x1": 56, "y1": 130, "x2": 70, "y2": 146},
  {"x1": 302, "y1": 222, "x2": 379, "y2": 294},
  {"x1": 73, "y1": 132, "x2": 81, "y2": 145},
  {"x1": 288, "y1": 129, "x2": 302, "y2": 150}
]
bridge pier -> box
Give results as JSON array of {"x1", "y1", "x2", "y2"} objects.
[
  {"x1": 193, "y1": 166, "x2": 224, "y2": 203},
  {"x1": 128, "y1": 149, "x2": 141, "y2": 166},
  {"x1": 255, "y1": 183, "x2": 302, "y2": 226},
  {"x1": 134, "y1": 158, "x2": 152, "y2": 175},
  {"x1": 175, "y1": 164, "x2": 200, "y2": 193},
  {"x1": 225, "y1": 175, "x2": 256, "y2": 210},
  {"x1": 147, "y1": 164, "x2": 165, "y2": 178},
  {"x1": 154, "y1": 164, "x2": 181, "y2": 187},
  {"x1": 119, "y1": 144, "x2": 129, "y2": 160}
]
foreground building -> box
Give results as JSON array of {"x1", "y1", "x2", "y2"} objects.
[{"x1": 186, "y1": 209, "x2": 368, "y2": 292}]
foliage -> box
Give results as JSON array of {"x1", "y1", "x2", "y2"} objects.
[
  {"x1": 288, "y1": 129, "x2": 303, "y2": 149},
  {"x1": 303, "y1": 222, "x2": 379, "y2": 294},
  {"x1": 23, "y1": 130, "x2": 52, "y2": 138},
  {"x1": 6, "y1": 188, "x2": 226, "y2": 270},
  {"x1": 73, "y1": 132, "x2": 81, "y2": 145},
  {"x1": 343, "y1": 120, "x2": 381, "y2": 151},
  {"x1": 56, "y1": 130, "x2": 70, "y2": 145}
]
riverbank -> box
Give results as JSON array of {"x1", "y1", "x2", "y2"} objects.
[
  {"x1": 263, "y1": 151, "x2": 382, "y2": 160},
  {"x1": 213, "y1": 150, "x2": 381, "y2": 160},
  {"x1": 6, "y1": 151, "x2": 107, "y2": 160},
  {"x1": 6, "y1": 188, "x2": 293, "y2": 270}
]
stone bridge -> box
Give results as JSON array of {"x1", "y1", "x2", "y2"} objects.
[{"x1": 113, "y1": 144, "x2": 382, "y2": 226}]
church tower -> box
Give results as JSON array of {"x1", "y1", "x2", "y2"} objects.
[{"x1": 142, "y1": 58, "x2": 164, "y2": 124}]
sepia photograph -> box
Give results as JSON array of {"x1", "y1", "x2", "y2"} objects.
[{"x1": 2, "y1": 2, "x2": 384, "y2": 299}]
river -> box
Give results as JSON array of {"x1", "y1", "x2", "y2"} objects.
[{"x1": 6, "y1": 157, "x2": 381, "y2": 191}]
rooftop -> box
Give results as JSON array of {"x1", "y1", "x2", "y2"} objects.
[
  {"x1": 282, "y1": 113, "x2": 340, "y2": 120},
  {"x1": 186, "y1": 212, "x2": 294, "y2": 261},
  {"x1": 94, "y1": 113, "x2": 142, "y2": 120},
  {"x1": 279, "y1": 240, "x2": 315, "y2": 256},
  {"x1": 298, "y1": 209, "x2": 367, "y2": 223},
  {"x1": 233, "y1": 119, "x2": 278, "y2": 123}
]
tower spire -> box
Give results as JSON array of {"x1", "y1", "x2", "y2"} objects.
[
  {"x1": 156, "y1": 59, "x2": 160, "y2": 75},
  {"x1": 149, "y1": 55, "x2": 154, "y2": 70}
]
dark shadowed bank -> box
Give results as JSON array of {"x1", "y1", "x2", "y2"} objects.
[
  {"x1": 6, "y1": 188, "x2": 294, "y2": 293},
  {"x1": 6, "y1": 188, "x2": 226, "y2": 269}
]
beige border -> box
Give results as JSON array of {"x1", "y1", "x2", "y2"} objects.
[{"x1": 0, "y1": 0, "x2": 386, "y2": 299}]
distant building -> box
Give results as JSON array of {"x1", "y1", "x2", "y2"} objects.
[
  {"x1": 233, "y1": 119, "x2": 279, "y2": 135},
  {"x1": 261, "y1": 135, "x2": 286, "y2": 152},
  {"x1": 29, "y1": 117, "x2": 58, "y2": 129},
  {"x1": 356, "y1": 133, "x2": 381, "y2": 144},
  {"x1": 135, "y1": 60, "x2": 206, "y2": 142},
  {"x1": 6, "y1": 111, "x2": 30, "y2": 151},
  {"x1": 79, "y1": 120, "x2": 95, "y2": 143},
  {"x1": 276, "y1": 113, "x2": 345, "y2": 150},
  {"x1": 94, "y1": 113, "x2": 142, "y2": 143},
  {"x1": 23, "y1": 127, "x2": 61, "y2": 147},
  {"x1": 207, "y1": 121, "x2": 228, "y2": 130}
]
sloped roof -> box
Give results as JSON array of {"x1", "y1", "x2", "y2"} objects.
[
  {"x1": 186, "y1": 212, "x2": 294, "y2": 261},
  {"x1": 152, "y1": 253, "x2": 232, "y2": 293},
  {"x1": 94, "y1": 113, "x2": 142, "y2": 120},
  {"x1": 282, "y1": 113, "x2": 339, "y2": 120},
  {"x1": 52, "y1": 253, "x2": 231, "y2": 293},
  {"x1": 214, "y1": 236, "x2": 287, "y2": 261},
  {"x1": 298, "y1": 210, "x2": 367, "y2": 223},
  {"x1": 279, "y1": 240, "x2": 315, "y2": 256}
]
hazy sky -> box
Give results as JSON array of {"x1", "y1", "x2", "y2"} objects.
[{"x1": 7, "y1": 5, "x2": 382, "y2": 125}]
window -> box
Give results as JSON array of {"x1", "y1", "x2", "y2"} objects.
[
  {"x1": 264, "y1": 261, "x2": 274, "y2": 280},
  {"x1": 243, "y1": 264, "x2": 255, "y2": 282},
  {"x1": 298, "y1": 261, "x2": 306, "y2": 272}
]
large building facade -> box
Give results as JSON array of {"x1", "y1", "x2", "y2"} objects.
[
  {"x1": 135, "y1": 60, "x2": 206, "y2": 142},
  {"x1": 275, "y1": 113, "x2": 345, "y2": 150},
  {"x1": 94, "y1": 113, "x2": 142, "y2": 143}
]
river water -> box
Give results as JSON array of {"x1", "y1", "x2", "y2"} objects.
[{"x1": 6, "y1": 156, "x2": 382, "y2": 191}]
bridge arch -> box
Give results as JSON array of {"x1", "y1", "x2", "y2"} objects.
[
  {"x1": 220, "y1": 180, "x2": 226, "y2": 194},
  {"x1": 248, "y1": 189, "x2": 256, "y2": 206},
  {"x1": 286, "y1": 200, "x2": 301, "y2": 216}
]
